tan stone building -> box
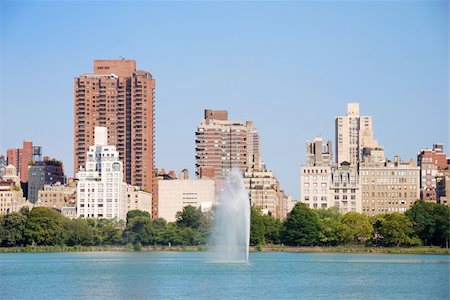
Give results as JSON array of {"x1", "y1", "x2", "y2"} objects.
[
  {"x1": 335, "y1": 103, "x2": 379, "y2": 166},
  {"x1": 360, "y1": 157, "x2": 420, "y2": 216},
  {"x1": 74, "y1": 59, "x2": 155, "y2": 193},
  {"x1": 126, "y1": 186, "x2": 152, "y2": 214},
  {"x1": 36, "y1": 183, "x2": 76, "y2": 211},
  {"x1": 158, "y1": 178, "x2": 215, "y2": 222}
]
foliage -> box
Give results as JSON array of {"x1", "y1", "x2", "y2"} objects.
[
  {"x1": 0, "y1": 212, "x2": 28, "y2": 246},
  {"x1": 337, "y1": 212, "x2": 373, "y2": 245},
  {"x1": 315, "y1": 208, "x2": 341, "y2": 246},
  {"x1": 176, "y1": 205, "x2": 206, "y2": 229},
  {"x1": 405, "y1": 201, "x2": 436, "y2": 245},
  {"x1": 24, "y1": 207, "x2": 67, "y2": 246},
  {"x1": 373, "y1": 213, "x2": 421, "y2": 247},
  {"x1": 280, "y1": 202, "x2": 321, "y2": 246},
  {"x1": 127, "y1": 210, "x2": 150, "y2": 223}
]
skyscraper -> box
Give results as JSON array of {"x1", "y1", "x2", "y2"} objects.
[
  {"x1": 195, "y1": 109, "x2": 260, "y2": 181},
  {"x1": 335, "y1": 103, "x2": 380, "y2": 166},
  {"x1": 74, "y1": 59, "x2": 155, "y2": 193}
]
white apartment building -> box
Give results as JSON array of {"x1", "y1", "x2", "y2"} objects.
[
  {"x1": 76, "y1": 127, "x2": 128, "y2": 220},
  {"x1": 330, "y1": 163, "x2": 361, "y2": 213},
  {"x1": 158, "y1": 178, "x2": 215, "y2": 222}
]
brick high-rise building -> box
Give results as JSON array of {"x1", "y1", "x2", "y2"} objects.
[
  {"x1": 195, "y1": 109, "x2": 260, "y2": 181},
  {"x1": 74, "y1": 59, "x2": 155, "y2": 194},
  {"x1": 6, "y1": 140, "x2": 41, "y2": 182}
]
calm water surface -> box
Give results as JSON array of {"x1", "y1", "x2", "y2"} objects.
[{"x1": 1, "y1": 251, "x2": 449, "y2": 299}]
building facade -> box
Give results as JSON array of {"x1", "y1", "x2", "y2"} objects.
[
  {"x1": 28, "y1": 159, "x2": 65, "y2": 203},
  {"x1": 417, "y1": 144, "x2": 449, "y2": 202},
  {"x1": 195, "y1": 109, "x2": 260, "y2": 181},
  {"x1": 36, "y1": 183, "x2": 76, "y2": 211},
  {"x1": 158, "y1": 178, "x2": 215, "y2": 222},
  {"x1": 74, "y1": 59, "x2": 155, "y2": 193},
  {"x1": 6, "y1": 141, "x2": 42, "y2": 182},
  {"x1": 126, "y1": 187, "x2": 152, "y2": 214},
  {"x1": 76, "y1": 127, "x2": 128, "y2": 220},
  {"x1": 335, "y1": 103, "x2": 379, "y2": 166},
  {"x1": 360, "y1": 157, "x2": 420, "y2": 216},
  {"x1": 330, "y1": 162, "x2": 361, "y2": 213}
]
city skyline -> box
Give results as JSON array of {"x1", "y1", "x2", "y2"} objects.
[{"x1": 1, "y1": 1, "x2": 448, "y2": 198}]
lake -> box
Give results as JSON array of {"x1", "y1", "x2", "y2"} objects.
[{"x1": 1, "y1": 251, "x2": 449, "y2": 299}]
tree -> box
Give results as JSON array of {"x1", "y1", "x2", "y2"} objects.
[
  {"x1": 65, "y1": 219, "x2": 94, "y2": 246},
  {"x1": 262, "y1": 214, "x2": 282, "y2": 245},
  {"x1": 0, "y1": 212, "x2": 28, "y2": 246},
  {"x1": 126, "y1": 210, "x2": 150, "y2": 223},
  {"x1": 250, "y1": 207, "x2": 265, "y2": 246},
  {"x1": 280, "y1": 202, "x2": 321, "y2": 246},
  {"x1": 24, "y1": 207, "x2": 67, "y2": 245},
  {"x1": 337, "y1": 212, "x2": 373, "y2": 245},
  {"x1": 176, "y1": 205, "x2": 205, "y2": 229},
  {"x1": 373, "y1": 213, "x2": 420, "y2": 247},
  {"x1": 315, "y1": 208, "x2": 341, "y2": 246},
  {"x1": 406, "y1": 200, "x2": 436, "y2": 245},
  {"x1": 432, "y1": 204, "x2": 450, "y2": 247}
]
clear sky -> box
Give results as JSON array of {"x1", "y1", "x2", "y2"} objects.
[{"x1": 0, "y1": 0, "x2": 448, "y2": 199}]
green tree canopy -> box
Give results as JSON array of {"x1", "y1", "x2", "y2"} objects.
[
  {"x1": 406, "y1": 200, "x2": 436, "y2": 245},
  {"x1": 0, "y1": 212, "x2": 28, "y2": 247},
  {"x1": 281, "y1": 202, "x2": 321, "y2": 246},
  {"x1": 373, "y1": 213, "x2": 420, "y2": 247},
  {"x1": 176, "y1": 205, "x2": 205, "y2": 229},
  {"x1": 337, "y1": 212, "x2": 373, "y2": 245},
  {"x1": 126, "y1": 210, "x2": 150, "y2": 223},
  {"x1": 24, "y1": 207, "x2": 67, "y2": 246},
  {"x1": 315, "y1": 208, "x2": 341, "y2": 246}
]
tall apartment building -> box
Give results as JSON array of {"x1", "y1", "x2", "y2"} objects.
[
  {"x1": 417, "y1": 144, "x2": 449, "y2": 202},
  {"x1": 76, "y1": 127, "x2": 128, "y2": 220},
  {"x1": 335, "y1": 103, "x2": 380, "y2": 166},
  {"x1": 300, "y1": 137, "x2": 333, "y2": 209},
  {"x1": 195, "y1": 109, "x2": 260, "y2": 181},
  {"x1": 7, "y1": 141, "x2": 42, "y2": 182},
  {"x1": 74, "y1": 59, "x2": 155, "y2": 193},
  {"x1": 360, "y1": 156, "x2": 420, "y2": 216}
]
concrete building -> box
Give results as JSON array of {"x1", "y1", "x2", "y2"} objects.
[
  {"x1": 0, "y1": 167, "x2": 28, "y2": 215},
  {"x1": 76, "y1": 127, "x2": 128, "y2": 220},
  {"x1": 330, "y1": 162, "x2": 361, "y2": 213},
  {"x1": 158, "y1": 178, "x2": 215, "y2": 222},
  {"x1": 126, "y1": 186, "x2": 152, "y2": 214},
  {"x1": 417, "y1": 144, "x2": 449, "y2": 202},
  {"x1": 300, "y1": 137, "x2": 333, "y2": 209},
  {"x1": 0, "y1": 155, "x2": 6, "y2": 179},
  {"x1": 335, "y1": 103, "x2": 380, "y2": 166},
  {"x1": 195, "y1": 109, "x2": 260, "y2": 181},
  {"x1": 7, "y1": 141, "x2": 42, "y2": 182},
  {"x1": 28, "y1": 159, "x2": 65, "y2": 203},
  {"x1": 36, "y1": 182, "x2": 76, "y2": 211},
  {"x1": 74, "y1": 59, "x2": 156, "y2": 195},
  {"x1": 360, "y1": 157, "x2": 420, "y2": 216},
  {"x1": 243, "y1": 166, "x2": 291, "y2": 220}
]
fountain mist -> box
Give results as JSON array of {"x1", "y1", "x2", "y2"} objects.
[{"x1": 211, "y1": 169, "x2": 250, "y2": 262}]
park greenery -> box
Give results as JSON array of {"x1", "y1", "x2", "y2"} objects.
[{"x1": 0, "y1": 201, "x2": 448, "y2": 250}]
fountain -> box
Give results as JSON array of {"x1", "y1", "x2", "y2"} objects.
[{"x1": 211, "y1": 169, "x2": 250, "y2": 262}]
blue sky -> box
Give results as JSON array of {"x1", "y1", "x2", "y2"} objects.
[{"x1": 0, "y1": 0, "x2": 448, "y2": 199}]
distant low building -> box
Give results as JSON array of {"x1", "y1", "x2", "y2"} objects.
[
  {"x1": 36, "y1": 182, "x2": 76, "y2": 211},
  {"x1": 28, "y1": 158, "x2": 65, "y2": 203},
  {"x1": 127, "y1": 186, "x2": 152, "y2": 214},
  {"x1": 158, "y1": 176, "x2": 215, "y2": 222}
]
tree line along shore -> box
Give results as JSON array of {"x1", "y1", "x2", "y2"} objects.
[{"x1": 0, "y1": 200, "x2": 448, "y2": 254}]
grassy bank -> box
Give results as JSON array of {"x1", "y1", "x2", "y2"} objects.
[
  {"x1": 253, "y1": 245, "x2": 450, "y2": 255},
  {"x1": 1, "y1": 245, "x2": 448, "y2": 254}
]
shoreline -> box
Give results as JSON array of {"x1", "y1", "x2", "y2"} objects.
[{"x1": 0, "y1": 245, "x2": 449, "y2": 255}]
